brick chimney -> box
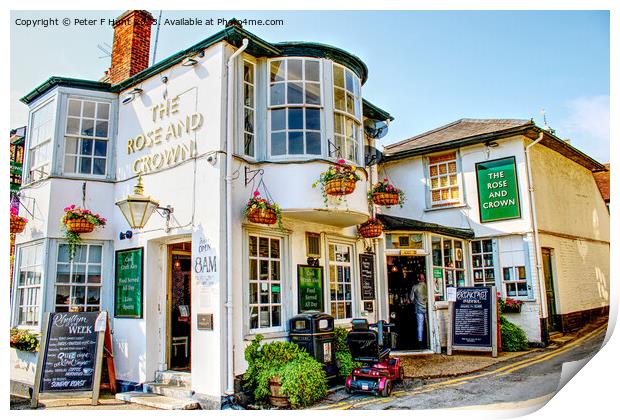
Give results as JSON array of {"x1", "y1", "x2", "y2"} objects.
[{"x1": 109, "y1": 10, "x2": 154, "y2": 85}]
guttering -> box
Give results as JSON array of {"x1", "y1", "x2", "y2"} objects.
[
  {"x1": 225, "y1": 37, "x2": 249, "y2": 396},
  {"x1": 524, "y1": 132, "x2": 547, "y2": 336}
]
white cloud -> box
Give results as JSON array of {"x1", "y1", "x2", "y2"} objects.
[{"x1": 556, "y1": 95, "x2": 610, "y2": 163}]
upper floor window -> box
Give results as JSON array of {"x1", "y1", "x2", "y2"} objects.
[
  {"x1": 428, "y1": 152, "x2": 461, "y2": 207},
  {"x1": 64, "y1": 99, "x2": 110, "y2": 176},
  {"x1": 28, "y1": 101, "x2": 55, "y2": 182},
  {"x1": 269, "y1": 58, "x2": 322, "y2": 158},
  {"x1": 332, "y1": 64, "x2": 361, "y2": 164},
  {"x1": 243, "y1": 61, "x2": 256, "y2": 157}
]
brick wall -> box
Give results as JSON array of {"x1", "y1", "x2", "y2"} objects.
[{"x1": 109, "y1": 10, "x2": 154, "y2": 85}]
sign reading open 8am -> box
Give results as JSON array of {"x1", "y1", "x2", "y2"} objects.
[
  {"x1": 475, "y1": 156, "x2": 521, "y2": 223},
  {"x1": 115, "y1": 248, "x2": 143, "y2": 318}
]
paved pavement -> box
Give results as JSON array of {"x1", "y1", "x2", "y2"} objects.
[{"x1": 315, "y1": 322, "x2": 607, "y2": 410}]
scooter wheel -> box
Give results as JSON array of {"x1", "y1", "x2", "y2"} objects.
[
  {"x1": 381, "y1": 379, "x2": 392, "y2": 397},
  {"x1": 398, "y1": 366, "x2": 405, "y2": 382}
]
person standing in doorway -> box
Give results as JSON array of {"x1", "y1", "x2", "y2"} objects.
[{"x1": 410, "y1": 273, "x2": 428, "y2": 344}]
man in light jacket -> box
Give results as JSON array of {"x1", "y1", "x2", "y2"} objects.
[{"x1": 410, "y1": 273, "x2": 428, "y2": 344}]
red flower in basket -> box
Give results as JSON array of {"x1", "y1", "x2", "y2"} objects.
[
  {"x1": 369, "y1": 178, "x2": 405, "y2": 207},
  {"x1": 61, "y1": 205, "x2": 107, "y2": 259},
  {"x1": 244, "y1": 192, "x2": 282, "y2": 228}
]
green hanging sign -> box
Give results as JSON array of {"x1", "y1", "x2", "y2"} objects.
[
  {"x1": 115, "y1": 248, "x2": 144, "y2": 318},
  {"x1": 298, "y1": 265, "x2": 324, "y2": 312},
  {"x1": 476, "y1": 157, "x2": 521, "y2": 223}
]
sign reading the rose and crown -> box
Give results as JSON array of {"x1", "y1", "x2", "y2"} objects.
[{"x1": 475, "y1": 156, "x2": 521, "y2": 223}]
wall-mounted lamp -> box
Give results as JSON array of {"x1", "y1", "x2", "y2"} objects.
[
  {"x1": 485, "y1": 141, "x2": 499, "y2": 148},
  {"x1": 115, "y1": 175, "x2": 174, "y2": 230},
  {"x1": 181, "y1": 56, "x2": 198, "y2": 66},
  {"x1": 121, "y1": 87, "x2": 144, "y2": 105},
  {"x1": 119, "y1": 230, "x2": 133, "y2": 240}
]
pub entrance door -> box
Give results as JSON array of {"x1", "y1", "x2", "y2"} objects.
[
  {"x1": 542, "y1": 248, "x2": 559, "y2": 333},
  {"x1": 387, "y1": 255, "x2": 429, "y2": 350},
  {"x1": 167, "y1": 242, "x2": 192, "y2": 371}
]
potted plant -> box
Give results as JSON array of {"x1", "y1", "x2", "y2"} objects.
[
  {"x1": 10, "y1": 328, "x2": 39, "y2": 353},
  {"x1": 358, "y1": 217, "x2": 384, "y2": 238},
  {"x1": 369, "y1": 178, "x2": 405, "y2": 207},
  {"x1": 10, "y1": 207, "x2": 28, "y2": 234},
  {"x1": 499, "y1": 297, "x2": 523, "y2": 314},
  {"x1": 61, "y1": 205, "x2": 106, "y2": 258},
  {"x1": 313, "y1": 159, "x2": 361, "y2": 204},
  {"x1": 244, "y1": 191, "x2": 282, "y2": 229}
]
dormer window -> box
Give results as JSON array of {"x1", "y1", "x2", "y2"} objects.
[
  {"x1": 63, "y1": 98, "x2": 111, "y2": 176},
  {"x1": 268, "y1": 58, "x2": 322, "y2": 158}
]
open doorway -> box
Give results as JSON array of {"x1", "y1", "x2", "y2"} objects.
[
  {"x1": 387, "y1": 255, "x2": 429, "y2": 350},
  {"x1": 168, "y1": 242, "x2": 192, "y2": 371}
]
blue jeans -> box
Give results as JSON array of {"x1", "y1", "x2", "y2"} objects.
[{"x1": 416, "y1": 312, "x2": 426, "y2": 342}]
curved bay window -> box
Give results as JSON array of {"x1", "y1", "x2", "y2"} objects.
[
  {"x1": 269, "y1": 58, "x2": 322, "y2": 157},
  {"x1": 332, "y1": 64, "x2": 361, "y2": 164}
]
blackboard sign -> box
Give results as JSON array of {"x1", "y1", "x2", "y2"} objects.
[
  {"x1": 298, "y1": 265, "x2": 324, "y2": 312},
  {"x1": 40, "y1": 312, "x2": 101, "y2": 392},
  {"x1": 115, "y1": 248, "x2": 143, "y2": 318},
  {"x1": 359, "y1": 253, "x2": 376, "y2": 300},
  {"x1": 448, "y1": 286, "x2": 498, "y2": 357}
]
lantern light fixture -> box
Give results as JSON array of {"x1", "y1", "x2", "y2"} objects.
[{"x1": 115, "y1": 175, "x2": 173, "y2": 231}]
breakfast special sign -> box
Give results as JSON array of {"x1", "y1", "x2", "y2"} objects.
[{"x1": 475, "y1": 156, "x2": 521, "y2": 223}]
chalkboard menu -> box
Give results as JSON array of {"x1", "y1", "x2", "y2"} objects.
[
  {"x1": 115, "y1": 248, "x2": 143, "y2": 318},
  {"x1": 448, "y1": 286, "x2": 497, "y2": 356},
  {"x1": 39, "y1": 312, "x2": 101, "y2": 392},
  {"x1": 359, "y1": 254, "x2": 376, "y2": 300},
  {"x1": 298, "y1": 265, "x2": 324, "y2": 312}
]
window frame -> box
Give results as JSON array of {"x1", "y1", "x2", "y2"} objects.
[
  {"x1": 62, "y1": 97, "x2": 112, "y2": 178},
  {"x1": 26, "y1": 98, "x2": 56, "y2": 183},
  {"x1": 54, "y1": 242, "x2": 104, "y2": 313},
  {"x1": 470, "y1": 238, "x2": 498, "y2": 288},
  {"x1": 331, "y1": 63, "x2": 362, "y2": 165},
  {"x1": 426, "y1": 152, "x2": 464, "y2": 208},
  {"x1": 245, "y1": 229, "x2": 289, "y2": 335},
  {"x1": 267, "y1": 57, "x2": 324, "y2": 160},
  {"x1": 325, "y1": 238, "x2": 357, "y2": 322},
  {"x1": 242, "y1": 59, "x2": 257, "y2": 158},
  {"x1": 431, "y1": 235, "x2": 466, "y2": 301},
  {"x1": 502, "y1": 265, "x2": 529, "y2": 298},
  {"x1": 13, "y1": 242, "x2": 45, "y2": 327}
]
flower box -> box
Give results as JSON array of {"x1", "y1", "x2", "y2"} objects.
[
  {"x1": 358, "y1": 219, "x2": 384, "y2": 238},
  {"x1": 325, "y1": 178, "x2": 357, "y2": 196},
  {"x1": 66, "y1": 218, "x2": 95, "y2": 234},
  {"x1": 502, "y1": 305, "x2": 522, "y2": 314},
  {"x1": 247, "y1": 208, "x2": 278, "y2": 225}
]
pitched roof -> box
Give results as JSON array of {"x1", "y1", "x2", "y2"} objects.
[
  {"x1": 384, "y1": 118, "x2": 533, "y2": 155},
  {"x1": 593, "y1": 163, "x2": 610, "y2": 202}
]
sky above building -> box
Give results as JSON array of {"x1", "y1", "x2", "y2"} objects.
[{"x1": 10, "y1": 10, "x2": 610, "y2": 162}]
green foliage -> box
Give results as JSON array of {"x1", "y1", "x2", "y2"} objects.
[
  {"x1": 10, "y1": 328, "x2": 39, "y2": 352},
  {"x1": 334, "y1": 327, "x2": 362, "y2": 379},
  {"x1": 243, "y1": 335, "x2": 328, "y2": 408},
  {"x1": 500, "y1": 316, "x2": 529, "y2": 352},
  {"x1": 312, "y1": 159, "x2": 361, "y2": 206},
  {"x1": 334, "y1": 327, "x2": 349, "y2": 352}
]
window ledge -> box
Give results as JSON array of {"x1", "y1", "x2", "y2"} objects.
[{"x1": 424, "y1": 203, "x2": 468, "y2": 212}]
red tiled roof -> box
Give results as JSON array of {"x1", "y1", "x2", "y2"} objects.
[{"x1": 593, "y1": 164, "x2": 610, "y2": 202}]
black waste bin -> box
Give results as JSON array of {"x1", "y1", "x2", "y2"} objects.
[{"x1": 289, "y1": 311, "x2": 337, "y2": 379}]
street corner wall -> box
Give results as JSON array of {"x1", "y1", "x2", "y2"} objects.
[{"x1": 539, "y1": 233, "x2": 610, "y2": 316}]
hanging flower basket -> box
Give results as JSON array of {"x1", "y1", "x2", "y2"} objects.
[
  {"x1": 369, "y1": 179, "x2": 405, "y2": 207},
  {"x1": 66, "y1": 218, "x2": 95, "y2": 234},
  {"x1": 10, "y1": 212, "x2": 28, "y2": 234},
  {"x1": 61, "y1": 205, "x2": 107, "y2": 259},
  {"x1": 358, "y1": 218, "x2": 384, "y2": 238},
  {"x1": 325, "y1": 178, "x2": 357, "y2": 196},
  {"x1": 244, "y1": 191, "x2": 282, "y2": 228},
  {"x1": 313, "y1": 159, "x2": 362, "y2": 204}
]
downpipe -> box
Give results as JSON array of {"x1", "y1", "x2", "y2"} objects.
[
  {"x1": 524, "y1": 131, "x2": 548, "y2": 341},
  {"x1": 225, "y1": 38, "x2": 249, "y2": 395}
]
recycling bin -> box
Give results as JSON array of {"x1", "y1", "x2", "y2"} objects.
[{"x1": 289, "y1": 311, "x2": 337, "y2": 379}]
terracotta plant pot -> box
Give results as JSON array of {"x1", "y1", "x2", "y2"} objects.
[
  {"x1": 65, "y1": 218, "x2": 95, "y2": 234},
  {"x1": 268, "y1": 377, "x2": 290, "y2": 408},
  {"x1": 10, "y1": 218, "x2": 27, "y2": 234},
  {"x1": 358, "y1": 223, "x2": 383, "y2": 238},
  {"x1": 325, "y1": 178, "x2": 356, "y2": 196},
  {"x1": 247, "y1": 208, "x2": 277, "y2": 225},
  {"x1": 372, "y1": 192, "x2": 400, "y2": 206}
]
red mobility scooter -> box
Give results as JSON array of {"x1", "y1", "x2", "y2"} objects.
[{"x1": 345, "y1": 318, "x2": 404, "y2": 397}]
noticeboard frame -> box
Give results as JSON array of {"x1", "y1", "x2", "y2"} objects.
[
  {"x1": 114, "y1": 247, "x2": 144, "y2": 319},
  {"x1": 297, "y1": 264, "x2": 325, "y2": 313}
]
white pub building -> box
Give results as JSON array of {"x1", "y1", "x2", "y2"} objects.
[{"x1": 10, "y1": 10, "x2": 610, "y2": 408}]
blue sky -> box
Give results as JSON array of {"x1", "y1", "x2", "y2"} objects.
[{"x1": 10, "y1": 10, "x2": 610, "y2": 162}]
